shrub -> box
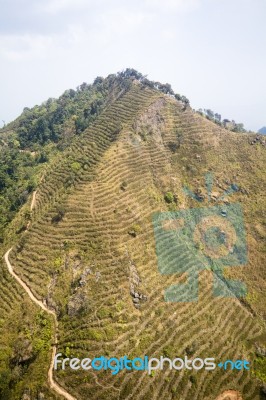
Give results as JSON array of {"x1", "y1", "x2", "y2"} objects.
[
  {"x1": 164, "y1": 192, "x2": 174, "y2": 203},
  {"x1": 128, "y1": 224, "x2": 141, "y2": 237},
  {"x1": 87, "y1": 329, "x2": 103, "y2": 341},
  {"x1": 120, "y1": 181, "x2": 128, "y2": 191},
  {"x1": 168, "y1": 141, "x2": 179, "y2": 153},
  {"x1": 51, "y1": 205, "x2": 65, "y2": 223},
  {"x1": 70, "y1": 162, "x2": 81, "y2": 172}
]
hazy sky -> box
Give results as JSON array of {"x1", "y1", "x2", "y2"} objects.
[{"x1": 0, "y1": 0, "x2": 265, "y2": 131}]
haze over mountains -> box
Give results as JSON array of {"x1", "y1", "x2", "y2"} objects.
[
  {"x1": 0, "y1": 70, "x2": 265, "y2": 400},
  {"x1": 258, "y1": 127, "x2": 266, "y2": 135}
]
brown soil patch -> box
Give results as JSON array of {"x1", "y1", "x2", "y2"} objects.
[{"x1": 215, "y1": 390, "x2": 243, "y2": 400}]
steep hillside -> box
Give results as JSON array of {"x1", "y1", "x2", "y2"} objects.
[{"x1": 0, "y1": 72, "x2": 265, "y2": 400}]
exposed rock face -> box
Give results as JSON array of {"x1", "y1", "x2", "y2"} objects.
[
  {"x1": 250, "y1": 135, "x2": 266, "y2": 146},
  {"x1": 255, "y1": 343, "x2": 266, "y2": 357},
  {"x1": 128, "y1": 256, "x2": 148, "y2": 308},
  {"x1": 67, "y1": 291, "x2": 89, "y2": 317},
  {"x1": 132, "y1": 97, "x2": 167, "y2": 146},
  {"x1": 12, "y1": 338, "x2": 34, "y2": 365},
  {"x1": 21, "y1": 394, "x2": 31, "y2": 400},
  {"x1": 20, "y1": 390, "x2": 45, "y2": 400}
]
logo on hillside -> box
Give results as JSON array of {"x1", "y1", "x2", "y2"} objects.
[{"x1": 152, "y1": 173, "x2": 247, "y2": 302}]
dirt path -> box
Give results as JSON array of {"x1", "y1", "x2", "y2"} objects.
[
  {"x1": 215, "y1": 390, "x2": 243, "y2": 400},
  {"x1": 4, "y1": 189, "x2": 76, "y2": 399},
  {"x1": 4, "y1": 248, "x2": 76, "y2": 400},
  {"x1": 3, "y1": 187, "x2": 120, "y2": 399},
  {"x1": 30, "y1": 190, "x2": 37, "y2": 211}
]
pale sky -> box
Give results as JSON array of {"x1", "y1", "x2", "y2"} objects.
[{"x1": 0, "y1": 0, "x2": 265, "y2": 131}]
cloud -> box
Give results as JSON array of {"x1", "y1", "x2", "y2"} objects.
[
  {"x1": 0, "y1": 33, "x2": 55, "y2": 61},
  {"x1": 99, "y1": 8, "x2": 152, "y2": 38},
  {"x1": 37, "y1": 0, "x2": 89, "y2": 14},
  {"x1": 0, "y1": 0, "x2": 201, "y2": 63},
  {"x1": 39, "y1": 0, "x2": 201, "y2": 16},
  {"x1": 144, "y1": 0, "x2": 200, "y2": 12},
  {"x1": 0, "y1": 0, "x2": 200, "y2": 38}
]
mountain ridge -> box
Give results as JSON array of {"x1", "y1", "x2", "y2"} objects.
[{"x1": 0, "y1": 70, "x2": 265, "y2": 400}]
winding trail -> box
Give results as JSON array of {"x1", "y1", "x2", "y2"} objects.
[
  {"x1": 30, "y1": 190, "x2": 37, "y2": 211},
  {"x1": 3, "y1": 190, "x2": 77, "y2": 400},
  {"x1": 4, "y1": 249, "x2": 76, "y2": 400}
]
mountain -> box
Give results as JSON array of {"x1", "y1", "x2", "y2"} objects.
[
  {"x1": 0, "y1": 70, "x2": 265, "y2": 400},
  {"x1": 258, "y1": 127, "x2": 266, "y2": 135}
]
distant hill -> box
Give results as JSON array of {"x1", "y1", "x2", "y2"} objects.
[{"x1": 258, "y1": 126, "x2": 266, "y2": 134}]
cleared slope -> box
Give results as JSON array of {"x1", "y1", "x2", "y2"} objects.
[{"x1": 2, "y1": 82, "x2": 266, "y2": 399}]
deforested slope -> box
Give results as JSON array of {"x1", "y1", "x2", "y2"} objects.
[{"x1": 1, "y1": 74, "x2": 265, "y2": 400}]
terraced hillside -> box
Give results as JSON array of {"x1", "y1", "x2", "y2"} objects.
[{"x1": 0, "y1": 74, "x2": 265, "y2": 400}]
